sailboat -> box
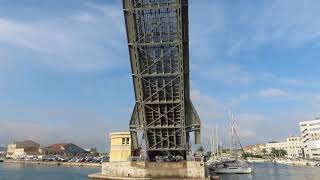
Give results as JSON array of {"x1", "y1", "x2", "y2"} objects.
[
  {"x1": 212, "y1": 110, "x2": 253, "y2": 174},
  {"x1": 206, "y1": 126, "x2": 223, "y2": 167}
]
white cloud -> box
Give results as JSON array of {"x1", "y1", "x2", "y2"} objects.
[
  {"x1": 229, "y1": 112, "x2": 301, "y2": 145},
  {"x1": 0, "y1": 120, "x2": 64, "y2": 145},
  {"x1": 191, "y1": 89, "x2": 226, "y2": 121},
  {"x1": 0, "y1": 117, "x2": 111, "y2": 151},
  {"x1": 189, "y1": 0, "x2": 320, "y2": 56},
  {"x1": 259, "y1": 72, "x2": 307, "y2": 86},
  {"x1": 203, "y1": 109, "x2": 318, "y2": 146},
  {"x1": 189, "y1": 0, "x2": 225, "y2": 60},
  {"x1": 227, "y1": 0, "x2": 320, "y2": 55},
  {"x1": 0, "y1": 3, "x2": 126, "y2": 72},
  {"x1": 199, "y1": 63, "x2": 254, "y2": 85},
  {"x1": 190, "y1": 88, "x2": 251, "y2": 146},
  {"x1": 199, "y1": 113, "x2": 264, "y2": 149},
  {"x1": 0, "y1": 104, "x2": 127, "y2": 151},
  {"x1": 72, "y1": 12, "x2": 96, "y2": 23},
  {"x1": 253, "y1": 0, "x2": 320, "y2": 46},
  {"x1": 259, "y1": 88, "x2": 287, "y2": 98}
]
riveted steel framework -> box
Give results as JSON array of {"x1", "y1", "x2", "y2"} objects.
[{"x1": 123, "y1": 0, "x2": 201, "y2": 160}]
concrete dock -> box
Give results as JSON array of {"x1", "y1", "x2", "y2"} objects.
[
  {"x1": 4, "y1": 159, "x2": 101, "y2": 167},
  {"x1": 88, "y1": 161, "x2": 216, "y2": 179}
]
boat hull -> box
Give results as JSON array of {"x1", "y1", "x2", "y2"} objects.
[{"x1": 214, "y1": 167, "x2": 252, "y2": 174}]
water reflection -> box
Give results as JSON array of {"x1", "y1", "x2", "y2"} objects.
[
  {"x1": 0, "y1": 163, "x2": 99, "y2": 180},
  {"x1": 219, "y1": 163, "x2": 320, "y2": 180}
]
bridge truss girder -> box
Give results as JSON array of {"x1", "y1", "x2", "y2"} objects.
[{"x1": 123, "y1": 0, "x2": 201, "y2": 160}]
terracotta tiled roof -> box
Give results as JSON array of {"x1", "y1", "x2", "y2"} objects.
[{"x1": 47, "y1": 143, "x2": 69, "y2": 150}]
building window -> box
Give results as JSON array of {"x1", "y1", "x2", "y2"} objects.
[
  {"x1": 122, "y1": 138, "x2": 126, "y2": 145},
  {"x1": 126, "y1": 138, "x2": 130, "y2": 145}
]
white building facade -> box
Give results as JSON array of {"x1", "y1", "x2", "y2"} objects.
[
  {"x1": 266, "y1": 136, "x2": 303, "y2": 158},
  {"x1": 243, "y1": 144, "x2": 266, "y2": 156},
  {"x1": 299, "y1": 119, "x2": 320, "y2": 159},
  {"x1": 286, "y1": 137, "x2": 303, "y2": 158},
  {"x1": 6, "y1": 140, "x2": 40, "y2": 159}
]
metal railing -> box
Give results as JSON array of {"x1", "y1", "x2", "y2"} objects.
[
  {"x1": 129, "y1": 156, "x2": 145, "y2": 162},
  {"x1": 187, "y1": 156, "x2": 204, "y2": 162}
]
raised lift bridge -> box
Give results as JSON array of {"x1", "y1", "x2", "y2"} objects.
[{"x1": 123, "y1": 0, "x2": 201, "y2": 160}]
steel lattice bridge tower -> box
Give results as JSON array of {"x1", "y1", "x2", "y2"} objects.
[{"x1": 123, "y1": 0, "x2": 201, "y2": 160}]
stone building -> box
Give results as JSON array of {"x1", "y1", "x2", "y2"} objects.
[
  {"x1": 266, "y1": 136, "x2": 303, "y2": 158},
  {"x1": 6, "y1": 140, "x2": 40, "y2": 159},
  {"x1": 0, "y1": 147, "x2": 7, "y2": 157},
  {"x1": 109, "y1": 132, "x2": 131, "y2": 162},
  {"x1": 39, "y1": 143, "x2": 87, "y2": 156},
  {"x1": 243, "y1": 144, "x2": 266, "y2": 156}
]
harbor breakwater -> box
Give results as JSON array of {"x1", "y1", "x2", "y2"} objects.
[{"x1": 3, "y1": 159, "x2": 101, "y2": 168}]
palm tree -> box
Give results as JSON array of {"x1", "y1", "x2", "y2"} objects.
[
  {"x1": 262, "y1": 149, "x2": 267, "y2": 156},
  {"x1": 279, "y1": 149, "x2": 287, "y2": 158},
  {"x1": 271, "y1": 148, "x2": 277, "y2": 158}
]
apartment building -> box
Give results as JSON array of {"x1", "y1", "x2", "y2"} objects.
[
  {"x1": 299, "y1": 119, "x2": 320, "y2": 159},
  {"x1": 286, "y1": 136, "x2": 303, "y2": 158},
  {"x1": 266, "y1": 136, "x2": 303, "y2": 158}
]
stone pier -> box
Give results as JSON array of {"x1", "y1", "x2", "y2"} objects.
[{"x1": 88, "y1": 161, "x2": 212, "y2": 179}]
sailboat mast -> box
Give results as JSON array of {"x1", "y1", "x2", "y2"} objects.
[
  {"x1": 216, "y1": 126, "x2": 218, "y2": 157},
  {"x1": 211, "y1": 128, "x2": 215, "y2": 157},
  {"x1": 220, "y1": 141, "x2": 222, "y2": 157}
]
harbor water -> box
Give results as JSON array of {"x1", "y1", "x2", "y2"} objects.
[
  {"x1": 220, "y1": 162, "x2": 320, "y2": 180},
  {"x1": 1, "y1": 162, "x2": 320, "y2": 180},
  {"x1": 0, "y1": 163, "x2": 99, "y2": 180}
]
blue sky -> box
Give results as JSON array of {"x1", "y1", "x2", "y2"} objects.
[{"x1": 1, "y1": 0, "x2": 320, "y2": 151}]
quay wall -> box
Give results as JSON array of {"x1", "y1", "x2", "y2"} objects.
[
  {"x1": 100, "y1": 161, "x2": 209, "y2": 179},
  {"x1": 4, "y1": 159, "x2": 101, "y2": 168}
]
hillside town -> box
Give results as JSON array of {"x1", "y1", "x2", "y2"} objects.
[
  {"x1": 242, "y1": 118, "x2": 320, "y2": 163},
  {"x1": 1, "y1": 118, "x2": 320, "y2": 164},
  {"x1": 0, "y1": 140, "x2": 107, "y2": 164}
]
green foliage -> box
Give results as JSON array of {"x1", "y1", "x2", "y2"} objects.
[
  {"x1": 270, "y1": 148, "x2": 287, "y2": 158},
  {"x1": 242, "y1": 153, "x2": 262, "y2": 158},
  {"x1": 262, "y1": 149, "x2": 267, "y2": 154},
  {"x1": 197, "y1": 146, "x2": 204, "y2": 152},
  {"x1": 222, "y1": 149, "x2": 230, "y2": 153}
]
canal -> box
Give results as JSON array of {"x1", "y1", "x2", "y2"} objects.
[
  {"x1": 220, "y1": 162, "x2": 320, "y2": 180},
  {"x1": 0, "y1": 162, "x2": 99, "y2": 180}
]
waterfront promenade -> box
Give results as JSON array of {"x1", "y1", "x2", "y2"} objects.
[{"x1": 3, "y1": 159, "x2": 101, "y2": 168}]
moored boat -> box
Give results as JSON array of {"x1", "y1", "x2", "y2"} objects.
[
  {"x1": 214, "y1": 165, "x2": 252, "y2": 174},
  {"x1": 210, "y1": 110, "x2": 254, "y2": 174}
]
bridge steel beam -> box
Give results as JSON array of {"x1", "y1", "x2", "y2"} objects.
[{"x1": 123, "y1": 0, "x2": 201, "y2": 161}]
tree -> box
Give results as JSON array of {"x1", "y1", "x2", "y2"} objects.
[
  {"x1": 197, "y1": 146, "x2": 204, "y2": 152},
  {"x1": 242, "y1": 153, "x2": 253, "y2": 158},
  {"x1": 262, "y1": 148, "x2": 267, "y2": 155},
  {"x1": 270, "y1": 148, "x2": 287, "y2": 158},
  {"x1": 271, "y1": 148, "x2": 277, "y2": 157},
  {"x1": 205, "y1": 151, "x2": 212, "y2": 157},
  {"x1": 222, "y1": 148, "x2": 230, "y2": 154},
  {"x1": 279, "y1": 149, "x2": 287, "y2": 158}
]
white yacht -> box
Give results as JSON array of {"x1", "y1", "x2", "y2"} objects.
[
  {"x1": 209, "y1": 110, "x2": 254, "y2": 174},
  {"x1": 214, "y1": 166, "x2": 252, "y2": 174},
  {"x1": 213, "y1": 160, "x2": 253, "y2": 174}
]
